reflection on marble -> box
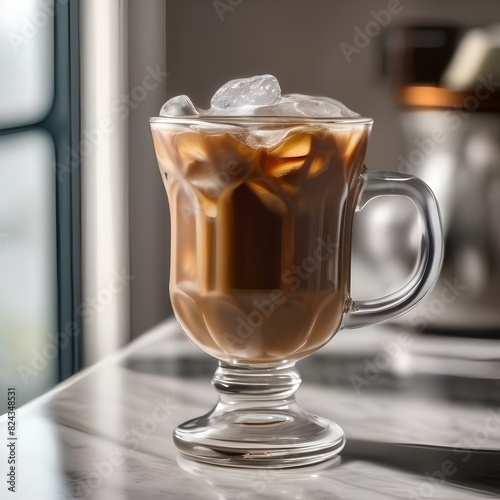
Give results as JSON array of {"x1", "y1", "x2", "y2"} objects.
[
  {"x1": 178, "y1": 456, "x2": 496, "y2": 500},
  {"x1": 0, "y1": 319, "x2": 499, "y2": 499}
]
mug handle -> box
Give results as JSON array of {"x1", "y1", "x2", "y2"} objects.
[{"x1": 344, "y1": 170, "x2": 444, "y2": 329}]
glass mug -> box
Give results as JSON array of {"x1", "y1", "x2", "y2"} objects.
[{"x1": 150, "y1": 115, "x2": 443, "y2": 468}]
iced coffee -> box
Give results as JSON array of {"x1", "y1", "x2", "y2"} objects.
[{"x1": 151, "y1": 75, "x2": 369, "y2": 365}]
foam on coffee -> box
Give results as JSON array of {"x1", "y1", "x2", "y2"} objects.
[{"x1": 153, "y1": 76, "x2": 369, "y2": 366}]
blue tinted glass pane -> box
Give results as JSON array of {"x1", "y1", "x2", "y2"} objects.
[
  {"x1": 0, "y1": 0, "x2": 55, "y2": 128},
  {"x1": 0, "y1": 129, "x2": 57, "y2": 412}
]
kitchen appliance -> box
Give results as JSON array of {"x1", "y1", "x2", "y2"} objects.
[{"x1": 379, "y1": 25, "x2": 500, "y2": 333}]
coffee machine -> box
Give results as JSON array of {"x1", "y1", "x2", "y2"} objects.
[{"x1": 357, "y1": 25, "x2": 500, "y2": 334}]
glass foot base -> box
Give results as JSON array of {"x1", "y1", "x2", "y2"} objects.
[{"x1": 173, "y1": 363, "x2": 345, "y2": 468}]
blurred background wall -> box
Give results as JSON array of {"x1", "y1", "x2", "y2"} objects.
[{"x1": 128, "y1": 0, "x2": 500, "y2": 337}]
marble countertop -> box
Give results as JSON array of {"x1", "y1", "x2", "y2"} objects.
[{"x1": 1, "y1": 319, "x2": 500, "y2": 499}]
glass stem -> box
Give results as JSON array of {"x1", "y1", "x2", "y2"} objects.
[{"x1": 212, "y1": 361, "x2": 302, "y2": 408}]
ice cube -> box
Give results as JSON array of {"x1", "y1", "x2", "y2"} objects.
[
  {"x1": 160, "y1": 95, "x2": 200, "y2": 116},
  {"x1": 210, "y1": 74, "x2": 281, "y2": 111},
  {"x1": 267, "y1": 132, "x2": 312, "y2": 157},
  {"x1": 244, "y1": 129, "x2": 291, "y2": 149},
  {"x1": 254, "y1": 94, "x2": 359, "y2": 118},
  {"x1": 160, "y1": 75, "x2": 361, "y2": 121},
  {"x1": 289, "y1": 94, "x2": 360, "y2": 118},
  {"x1": 264, "y1": 157, "x2": 305, "y2": 178}
]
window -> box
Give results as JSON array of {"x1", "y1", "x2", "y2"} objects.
[{"x1": 0, "y1": 0, "x2": 80, "y2": 413}]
